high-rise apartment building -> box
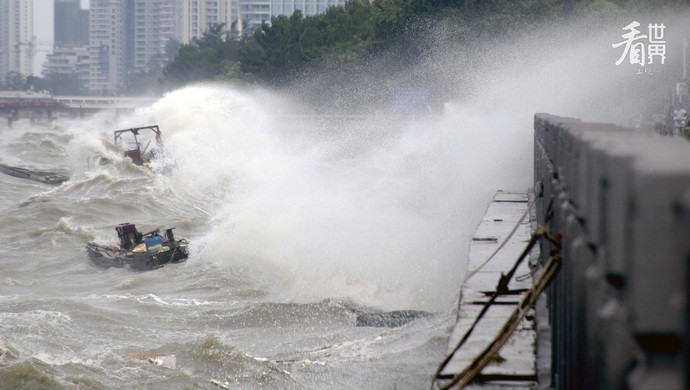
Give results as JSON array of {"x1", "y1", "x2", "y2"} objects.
[
  {"x1": 55, "y1": 0, "x2": 89, "y2": 48},
  {"x1": 85, "y1": 0, "x2": 183, "y2": 92},
  {"x1": 50, "y1": 0, "x2": 348, "y2": 93},
  {"x1": 239, "y1": 0, "x2": 346, "y2": 30},
  {"x1": 178, "y1": 0, "x2": 348, "y2": 40},
  {"x1": 180, "y1": 0, "x2": 235, "y2": 43},
  {"x1": 131, "y1": 1, "x2": 181, "y2": 72},
  {"x1": 89, "y1": 0, "x2": 128, "y2": 93},
  {"x1": 48, "y1": 0, "x2": 90, "y2": 87},
  {"x1": 0, "y1": 0, "x2": 34, "y2": 84}
]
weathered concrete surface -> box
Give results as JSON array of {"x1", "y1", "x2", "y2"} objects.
[
  {"x1": 439, "y1": 191, "x2": 539, "y2": 388},
  {"x1": 534, "y1": 113, "x2": 690, "y2": 390},
  {"x1": 437, "y1": 113, "x2": 690, "y2": 389}
]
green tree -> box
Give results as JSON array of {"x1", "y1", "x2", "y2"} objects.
[
  {"x1": 165, "y1": 39, "x2": 182, "y2": 64},
  {"x1": 25, "y1": 75, "x2": 47, "y2": 92},
  {"x1": 6, "y1": 71, "x2": 25, "y2": 90},
  {"x1": 162, "y1": 23, "x2": 248, "y2": 89},
  {"x1": 25, "y1": 72, "x2": 86, "y2": 95},
  {"x1": 163, "y1": 0, "x2": 688, "y2": 91},
  {"x1": 239, "y1": 0, "x2": 377, "y2": 84},
  {"x1": 124, "y1": 69, "x2": 164, "y2": 96},
  {"x1": 122, "y1": 38, "x2": 180, "y2": 94},
  {"x1": 44, "y1": 72, "x2": 86, "y2": 95}
]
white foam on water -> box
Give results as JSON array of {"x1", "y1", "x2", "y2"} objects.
[
  {"x1": 108, "y1": 84, "x2": 528, "y2": 312},
  {"x1": 65, "y1": 10, "x2": 690, "y2": 313}
]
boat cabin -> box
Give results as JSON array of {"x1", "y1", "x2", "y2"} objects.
[{"x1": 113, "y1": 125, "x2": 162, "y2": 166}]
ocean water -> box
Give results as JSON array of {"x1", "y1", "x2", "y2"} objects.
[
  {"x1": 4, "y1": 5, "x2": 690, "y2": 386},
  {"x1": 0, "y1": 85, "x2": 531, "y2": 389}
]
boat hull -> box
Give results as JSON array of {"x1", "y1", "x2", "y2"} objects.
[
  {"x1": 0, "y1": 163, "x2": 68, "y2": 185},
  {"x1": 85, "y1": 242, "x2": 188, "y2": 271}
]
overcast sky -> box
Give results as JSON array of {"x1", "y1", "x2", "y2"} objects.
[{"x1": 33, "y1": 0, "x2": 90, "y2": 74}]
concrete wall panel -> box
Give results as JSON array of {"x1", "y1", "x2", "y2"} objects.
[{"x1": 533, "y1": 114, "x2": 690, "y2": 389}]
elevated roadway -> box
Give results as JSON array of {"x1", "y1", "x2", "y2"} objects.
[{"x1": 0, "y1": 91, "x2": 158, "y2": 120}]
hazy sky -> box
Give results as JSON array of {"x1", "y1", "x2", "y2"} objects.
[
  {"x1": 33, "y1": 0, "x2": 90, "y2": 74},
  {"x1": 34, "y1": 0, "x2": 53, "y2": 74}
]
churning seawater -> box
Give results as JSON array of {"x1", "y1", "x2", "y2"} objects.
[{"x1": 0, "y1": 85, "x2": 531, "y2": 389}]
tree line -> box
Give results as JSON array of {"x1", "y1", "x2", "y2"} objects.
[
  {"x1": 161, "y1": 0, "x2": 685, "y2": 88},
  {"x1": 12, "y1": 0, "x2": 685, "y2": 97},
  {"x1": 2, "y1": 71, "x2": 86, "y2": 95}
]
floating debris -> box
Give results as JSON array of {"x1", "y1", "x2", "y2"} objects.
[
  {"x1": 472, "y1": 237, "x2": 499, "y2": 242},
  {"x1": 0, "y1": 163, "x2": 68, "y2": 185},
  {"x1": 123, "y1": 353, "x2": 176, "y2": 369},
  {"x1": 356, "y1": 310, "x2": 431, "y2": 327}
]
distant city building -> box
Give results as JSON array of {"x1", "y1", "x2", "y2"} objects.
[
  {"x1": 131, "y1": 1, "x2": 181, "y2": 72},
  {"x1": 88, "y1": 0, "x2": 128, "y2": 94},
  {"x1": 237, "y1": 0, "x2": 268, "y2": 29},
  {"x1": 0, "y1": 0, "x2": 34, "y2": 83},
  {"x1": 87, "y1": 0, "x2": 187, "y2": 92},
  {"x1": 180, "y1": 0, "x2": 235, "y2": 43},
  {"x1": 178, "y1": 0, "x2": 349, "y2": 38},
  {"x1": 239, "y1": 0, "x2": 347, "y2": 29},
  {"x1": 55, "y1": 0, "x2": 89, "y2": 48},
  {"x1": 42, "y1": 46, "x2": 90, "y2": 82},
  {"x1": 43, "y1": 0, "x2": 348, "y2": 94}
]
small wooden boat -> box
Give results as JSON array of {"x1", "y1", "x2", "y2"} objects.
[{"x1": 86, "y1": 223, "x2": 189, "y2": 271}]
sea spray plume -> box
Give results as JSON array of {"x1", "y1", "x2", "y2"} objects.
[
  {"x1": 285, "y1": 3, "x2": 689, "y2": 123},
  {"x1": 425, "y1": 7, "x2": 690, "y2": 124},
  {"x1": 138, "y1": 85, "x2": 289, "y2": 198},
  {"x1": 274, "y1": 9, "x2": 689, "y2": 307},
  {"x1": 118, "y1": 5, "x2": 689, "y2": 313},
  {"x1": 132, "y1": 85, "x2": 486, "y2": 311}
]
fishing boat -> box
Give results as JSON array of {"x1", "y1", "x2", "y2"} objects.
[
  {"x1": 88, "y1": 125, "x2": 174, "y2": 173},
  {"x1": 113, "y1": 125, "x2": 163, "y2": 166},
  {"x1": 86, "y1": 223, "x2": 189, "y2": 271}
]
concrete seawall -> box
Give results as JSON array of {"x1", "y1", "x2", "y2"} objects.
[
  {"x1": 534, "y1": 113, "x2": 690, "y2": 389},
  {"x1": 436, "y1": 191, "x2": 538, "y2": 389}
]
